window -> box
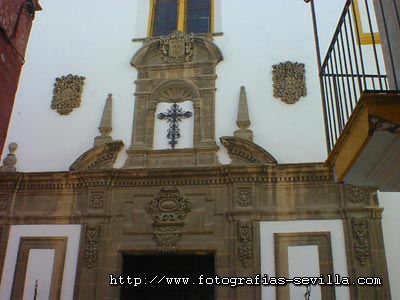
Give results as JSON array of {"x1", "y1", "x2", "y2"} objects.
[
  {"x1": 152, "y1": 0, "x2": 178, "y2": 37},
  {"x1": 149, "y1": 0, "x2": 213, "y2": 36}
]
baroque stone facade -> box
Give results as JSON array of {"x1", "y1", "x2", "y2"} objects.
[{"x1": 0, "y1": 163, "x2": 391, "y2": 300}]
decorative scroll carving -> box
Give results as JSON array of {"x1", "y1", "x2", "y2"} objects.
[
  {"x1": 272, "y1": 61, "x2": 307, "y2": 104},
  {"x1": 70, "y1": 140, "x2": 124, "y2": 171},
  {"x1": 352, "y1": 219, "x2": 370, "y2": 265},
  {"x1": 89, "y1": 192, "x2": 104, "y2": 209},
  {"x1": 238, "y1": 222, "x2": 253, "y2": 267},
  {"x1": 369, "y1": 115, "x2": 400, "y2": 134},
  {"x1": 347, "y1": 185, "x2": 366, "y2": 203},
  {"x1": 157, "y1": 103, "x2": 193, "y2": 149},
  {"x1": 146, "y1": 187, "x2": 191, "y2": 252},
  {"x1": 236, "y1": 188, "x2": 252, "y2": 207},
  {"x1": 51, "y1": 74, "x2": 85, "y2": 115},
  {"x1": 0, "y1": 194, "x2": 8, "y2": 211},
  {"x1": 160, "y1": 31, "x2": 194, "y2": 64},
  {"x1": 84, "y1": 225, "x2": 100, "y2": 268},
  {"x1": 220, "y1": 136, "x2": 277, "y2": 165}
]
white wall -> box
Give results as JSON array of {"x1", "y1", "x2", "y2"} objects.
[
  {"x1": 379, "y1": 192, "x2": 400, "y2": 300},
  {"x1": 260, "y1": 220, "x2": 350, "y2": 300},
  {"x1": 0, "y1": 225, "x2": 81, "y2": 300},
  {"x1": 2, "y1": 0, "x2": 351, "y2": 171}
]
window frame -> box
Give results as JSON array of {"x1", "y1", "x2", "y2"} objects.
[{"x1": 148, "y1": 0, "x2": 214, "y2": 37}]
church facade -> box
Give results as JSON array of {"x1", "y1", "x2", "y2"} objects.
[{"x1": 0, "y1": 1, "x2": 398, "y2": 299}]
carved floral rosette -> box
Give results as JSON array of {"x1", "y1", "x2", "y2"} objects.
[
  {"x1": 272, "y1": 61, "x2": 307, "y2": 104},
  {"x1": 159, "y1": 31, "x2": 195, "y2": 64},
  {"x1": 51, "y1": 74, "x2": 85, "y2": 115},
  {"x1": 146, "y1": 187, "x2": 191, "y2": 252}
]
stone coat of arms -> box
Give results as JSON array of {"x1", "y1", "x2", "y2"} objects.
[
  {"x1": 51, "y1": 74, "x2": 85, "y2": 115},
  {"x1": 272, "y1": 61, "x2": 307, "y2": 104},
  {"x1": 159, "y1": 31, "x2": 194, "y2": 64}
]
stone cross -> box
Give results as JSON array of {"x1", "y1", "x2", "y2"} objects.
[{"x1": 157, "y1": 103, "x2": 192, "y2": 149}]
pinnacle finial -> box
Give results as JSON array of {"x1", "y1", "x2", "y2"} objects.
[
  {"x1": 0, "y1": 142, "x2": 18, "y2": 172},
  {"x1": 234, "y1": 86, "x2": 253, "y2": 141},
  {"x1": 94, "y1": 93, "x2": 113, "y2": 147}
]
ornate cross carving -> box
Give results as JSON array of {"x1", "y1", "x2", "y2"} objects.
[{"x1": 157, "y1": 103, "x2": 192, "y2": 149}]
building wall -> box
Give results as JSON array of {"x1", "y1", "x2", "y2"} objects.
[
  {"x1": 0, "y1": 1, "x2": 398, "y2": 299},
  {"x1": 0, "y1": 0, "x2": 39, "y2": 156},
  {"x1": 2, "y1": 0, "x2": 349, "y2": 172}
]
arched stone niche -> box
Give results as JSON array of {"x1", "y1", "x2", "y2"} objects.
[{"x1": 124, "y1": 31, "x2": 223, "y2": 169}]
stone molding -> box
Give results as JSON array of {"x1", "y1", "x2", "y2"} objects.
[
  {"x1": 272, "y1": 61, "x2": 307, "y2": 104},
  {"x1": 220, "y1": 136, "x2": 278, "y2": 165},
  {"x1": 51, "y1": 74, "x2": 85, "y2": 115},
  {"x1": 70, "y1": 140, "x2": 124, "y2": 171},
  {"x1": 0, "y1": 164, "x2": 333, "y2": 190}
]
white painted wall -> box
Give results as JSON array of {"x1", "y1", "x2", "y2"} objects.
[
  {"x1": 3, "y1": 0, "x2": 352, "y2": 171},
  {"x1": 260, "y1": 220, "x2": 350, "y2": 300},
  {"x1": 0, "y1": 225, "x2": 81, "y2": 300},
  {"x1": 23, "y1": 249, "x2": 55, "y2": 300},
  {"x1": 379, "y1": 192, "x2": 400, "y2": 300},
  {"x1": 288, "y1": 246, "x2": 321, "y2": 300}
]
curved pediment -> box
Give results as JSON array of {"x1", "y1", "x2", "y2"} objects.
[
  {"x1": 131, "y1": 31, "x2": 223, "y2": 68},
  {"x1": 220, "y1": 136, "x2": 278, "y2": 165},
  {"x1": 70, "y1": 140, "x2": 124, "y2": 171}
]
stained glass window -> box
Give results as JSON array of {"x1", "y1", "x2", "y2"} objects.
[
  {"x1": 186, "y1": 0, "x2": 211, "y2": 34},
  {"x1": 153, "y1": 0, "x2": 178, "y2": 36}
]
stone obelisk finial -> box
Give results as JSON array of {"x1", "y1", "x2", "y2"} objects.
[
  {"x1": 0, "y1": 143, "x2": 18, "y2": 172},
  {"x1": 94, "y1": 93, "x2": 113, "y2": 147},
  {"x1": 234, "y1": 86, "x2": 253, "y2": 141}
]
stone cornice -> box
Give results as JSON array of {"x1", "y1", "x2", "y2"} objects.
[{"x1": 0, "y1": 163, "x2": 333, "y2": 190}]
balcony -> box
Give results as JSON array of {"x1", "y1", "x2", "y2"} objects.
[{"x1": 315, "y1": 0, "x2": 400, "y2": 191}]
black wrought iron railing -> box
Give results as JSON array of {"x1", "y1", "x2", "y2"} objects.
[{"x1": 309, "y1": 0, "x2": 399, "y2": 153}]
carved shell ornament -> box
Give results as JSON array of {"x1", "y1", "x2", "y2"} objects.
[
  {"x1": 272, "y1": 61, "x2": 307, "y2": 104},
  {"x1": 51, "y1": 74, "x2": 85, "y2": 115}
]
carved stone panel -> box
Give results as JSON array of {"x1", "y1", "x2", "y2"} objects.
[
  {"x1": 272, "y1": 61, "x2": 307, "y2": 104},
  {"x1": 89, "y1": 191, "x2": 105, "y2": 209},
  {"x1": 84, "y1": 224, "x2": 101, "y2": 268},
  {"x1": 347, "y1": 185, "x2": 366, "y2": 203},
  {"x1": 146, "y1": 187, "x2": 191, "y2": 252},
  {"x1": 352, "y1": 219, "x2": 370, "y2": 265},
  {"x1": 51, "y1": 74, "x2": 85, "y2": 115},
  {"x1": 237, "y1": 222, "x2": 253, "y2": 268}
]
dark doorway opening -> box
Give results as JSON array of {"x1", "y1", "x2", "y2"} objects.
[{"x1": 120, "y1": 253, "x2": 215, "y2": 300}]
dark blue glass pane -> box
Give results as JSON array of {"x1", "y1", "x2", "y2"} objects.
[
  {"x1": 153, "y1": 0, "x2": 178, "y2": 36},
  {"x1": 187, "y1": 0, "x2": 210, "y2": 34}
]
